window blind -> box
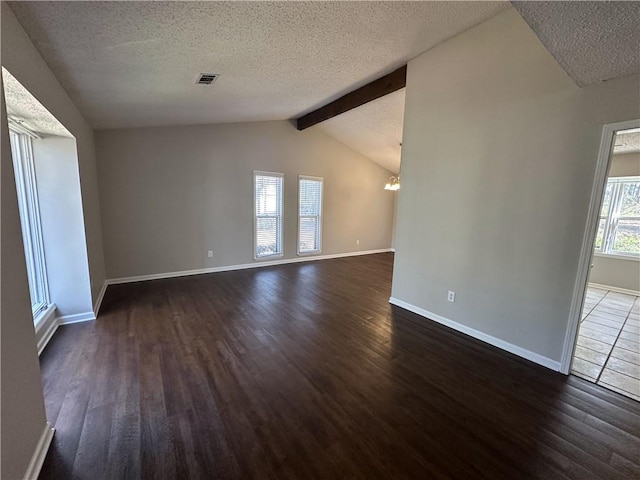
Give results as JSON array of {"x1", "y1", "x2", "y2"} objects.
[
  {"x1": 298, "y1": 176, "x2": 323, "y2": 254},
  {"x1": 255, "y1": 172, "x2": 284, "y2": 258}
]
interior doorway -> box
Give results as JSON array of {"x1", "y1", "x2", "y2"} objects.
[{"x1": 567, "y1": 123, "x2": 640, "y2": 401}]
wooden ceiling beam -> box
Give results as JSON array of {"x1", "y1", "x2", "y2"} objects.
[{"x1": 296, "y1": 65, "x2": 407, "y2": 131}]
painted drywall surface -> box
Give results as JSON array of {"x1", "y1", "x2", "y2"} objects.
[
  {"x1": 393, "y1": 8, "x2": 640, "y2": 363},
  {"x1": 391, "y1": 191, "x2": 398, "y2": 250},
  {"x1": 608, "y1": 152, "x2": 640, "y2": 178},
  {"x1": 33, "y1": 136, "x2": 93, "y2": 316},
  {"x1": 589, "y1": 151, "x2": 640, "y2": 292},
  {"x1": 2, "y1": 3, "x2": 106, "y2": 306},
  {"x1": 1, "y1": 73, "x2": 49, "y2": 480},
  {"x1": 96, "y1": 121, "x2": 395, "y2": 279},
  {"x1": 1, "y1": 7, "x2": 103, "y2": 476},
  {"x1": 590, "y1": 256, "x2": 639, "y2": 292}
]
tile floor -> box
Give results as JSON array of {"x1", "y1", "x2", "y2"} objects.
[{"x1": 571, "y1": 286, "x2": 640, "y2": 401}]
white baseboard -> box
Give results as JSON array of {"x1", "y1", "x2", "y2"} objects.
[
  {"x1": 36, "y1": 307, "x2": 97, "y2": 355},
  {"x1": 388, "y1": 297, "x2": 561, "y2": 372},
  {"x1": 588, "y1": 282, "x2": 640, "y2": 297},
  {"x1": 23, "y1": 422, "x2": 54, "y2": 480},
  {"x1": 107, "y1": 249, "x2": 393, "y2": 285},
  {"x1": 36, "y1": 306, "x2": 59, "y2": 356},
  {"x1": 36, "y1": 310, "x2": 96, "y2": 356},
  {"x1": 57, "y1": 311, "x2": 96, "y2": 325},
  {"x1": 93, "y1": 280, "x2": 108, "y2": 316}
]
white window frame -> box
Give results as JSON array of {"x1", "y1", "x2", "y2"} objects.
[
  {"x1": 594, "y1": 176, "x2": 640, "y2": 260},
  {"x1": 8, "y1": 128, "x2": 50, "y2": 318},
  {"x1": 254, "y1": 171, "x2": 284, "y2": 260},
  {"x1": 297, "y1": 175, "x2": 323, "y2": 256}
]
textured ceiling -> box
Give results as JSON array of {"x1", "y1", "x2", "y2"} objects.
[
  {"x1": 8, "y1": 1, "x2": 508, "y2": 129},
  {"x1": 316, "y1": 89, "x2": 405, "y2": 173},
  {"x1": 512, "y1": 1, "x2": 640, "y2": 87},
  {"x1": 2, "y1": 67, "x2": 72, "y2": 137},
  {"x1": 614, "y1": 130, "x2": 640, "y2": 154}
]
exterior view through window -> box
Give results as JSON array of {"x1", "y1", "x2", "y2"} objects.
[
  {"x1": 298, "y1": 176, "x2": 323, "y2": 254},
  {"x1": 8, "y1": 129, "x2": 50, "y2": 318},
  {"x1": 254, "y1": 172, "x2": 284, "y2": 258},
  {"x1": 595, "y1": 177, "x2": 640, "y2": 256}
]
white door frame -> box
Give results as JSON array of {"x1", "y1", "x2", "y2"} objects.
[{"x1": 559, "y1": 118, "x2": 640, "y2": 374}]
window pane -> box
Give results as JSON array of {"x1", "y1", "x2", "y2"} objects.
[
  {"x1": 611, "y1": 219, "x2": 640, "y2": 254},
  {"x1": 255, "y1": 175, "x2": 282, "y2": 216},
  {"x1": 298, "y1": 177, "x2": 322, "y2": 254},
  {"x1": 299, "y1": 217, "x2": 319, "y2": 252},
  {"x1": 600, "y1": 182, "x2": 614, "y2": 216},
  {"x1": 594, "y1": 218, "x2": 606, "y2": 250},
  {"x1": 256, "y1": 217, "x2": 279, "y2": 256},
  {"x1": 9, "y1": 131, "x2": 49, "y2": 317},
  {"x1": 299, "y1": 179, "x2": 322, "y2": 216},
  {"x1": 255, "y1": 173, "x2": 283, "y2": 258},
  {"x1": 619, "y1": 182, "x2": 640, "y2": 217}
]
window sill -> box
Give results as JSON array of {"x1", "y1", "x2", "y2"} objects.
[
  {"x1": 254, "y1": 254, "x2": 284, "y2": 261},
  {"x1": 593, "y1": 252, "x2": 640, "y2": 262},
  {"x1": 297, "y1": 251, "x2": 322, "y2": 256},
  {"x1": 34, "y1": 303, "x2": 56, "y2": 333}
]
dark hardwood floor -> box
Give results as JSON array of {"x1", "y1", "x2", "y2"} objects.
[{"x1": 39, "y1": 253, "x2": 640, "y2": 479}]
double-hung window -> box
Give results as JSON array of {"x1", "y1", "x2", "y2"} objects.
[
  {"x1": 254, "y1": 172, "x2": 284, "y2": 258},
  {"x1": 298, "y1": 176, "x2": 323, "y2": 255},
  {"x1": 595, "y1": 176, "x2": 640, "y2": 257},
  {"x1": 8, "y1": 129, "x2": 50, "y2": 318}
]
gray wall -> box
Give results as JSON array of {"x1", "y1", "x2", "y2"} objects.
[
  {"x1": 1, "y1": 5, "x2": 106, "y2": 477},
  {"x1": 589, "y1": 151, "x2": 640, "y2": 292},
  {"x1": 608, "y1": 152, "x2": 640, "y2": 178},
  {"x1": 590, "y1": 256, "x2": 640, "y2": 293},
  {"x1": 96, "y1": 121, "x2": 395, "y2": 279},
  {"x1": 392, "y1": 8, "x2": 640, "y2": 365},
  {"x1": 390, "y1": 191, "x2": 399, "y2": 251},
  {"x1": 33, "y1": 136, "x2": 94, "y2": 316},
  {"x1": 1, "y1": 72, "x2": 48, "y2": 480},
  {"x1": 2, "y1": 3, "x2": 105, "y2": 305}
]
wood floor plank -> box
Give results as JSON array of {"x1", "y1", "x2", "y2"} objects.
[{"x1": 38, "y1": 254, "x2": 640, "y2": 479}]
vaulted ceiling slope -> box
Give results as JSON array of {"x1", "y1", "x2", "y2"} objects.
[
  {"x1": 8, "y1": 1, "x2": 508, "y2": 130},
  {"x1": 315, "y1": 89, "x2": 405, "y2": 174},
  {"x1": 512, "y1": 1, "x2": 640, "y2": 87}
]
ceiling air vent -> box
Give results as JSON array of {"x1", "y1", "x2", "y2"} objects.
[{"x1": 196, "y1": 73, "x2": 219, "y2": 85}]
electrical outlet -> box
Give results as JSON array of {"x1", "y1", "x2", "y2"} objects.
[
  {"x1": 447, "y1": 291, "x2": 456, "y2": 302},
  {"x1": 207, "y1": 250, "x2": 213, "y2": 258},
  {"x1": 356, "y1": 239, "x2": 360, "y2": 245}
]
